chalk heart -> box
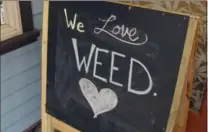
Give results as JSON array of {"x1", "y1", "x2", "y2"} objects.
[{"x1": 79, "y1": 78, "x2": 118, "y2": 118}]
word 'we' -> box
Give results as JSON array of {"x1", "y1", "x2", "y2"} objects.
[{"x1": 64, "y1": 8, "x2": 85, "y2": 33}]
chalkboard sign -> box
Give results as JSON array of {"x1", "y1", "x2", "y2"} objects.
[{"x1": 43, "y1": 1, "x2": 198, "y2": 132}]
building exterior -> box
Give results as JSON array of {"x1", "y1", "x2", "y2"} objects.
[
  {"x1": 1, "y1": 0, "x2": 43, "y2": 132},
  {"x1": 0, "y1": 3, "x2": 5, "y2": 24}
]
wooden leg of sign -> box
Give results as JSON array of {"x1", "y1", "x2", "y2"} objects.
[
  {"x1": 51, "y1": 117, "x2": 80, "y2": 132},
  {"x1": 173, "y1": 23, "x2": 199, "y2": 132},
  {"x1": 173, "y1": 55, "x2": 194, "y2": 132},
  {"x1": 41, "y1": 1, "x2": 55, "y2": 132}
]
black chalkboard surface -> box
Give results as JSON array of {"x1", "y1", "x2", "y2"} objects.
[{"x1": 45, "y1": 1, "x2": 193, "y2": 132}]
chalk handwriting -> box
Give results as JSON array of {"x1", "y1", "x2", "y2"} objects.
[
  {"x1": 72, "y1": 38, "x2": 95, "y2": 73},
  {"x1": 72, "y1": 38, "x2": 153, "y2": 96},
  {"x1": 110, "y1": 51, "x2": 126, "y2": 87},
  {"x1": 128, "y1": 58, "x2": 153, "y2": 95},
  {"x1": 94, "y1": 14, "x2": 148, "y2": 46},
  {"x1": 93, "y1": 47, "x2": 109, "y2": 82},
  {"x1": 64, "y1": 8, "x2": 85, "y2": 33},
  {"x1": 79, "y1": 78, "x2": 118, "y2": 118}
]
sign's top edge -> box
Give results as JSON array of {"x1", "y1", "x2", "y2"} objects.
[{"x1": 47, "y1": 0, "x2": 201, "y2": 19}]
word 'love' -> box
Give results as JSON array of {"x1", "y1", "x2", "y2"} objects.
[{"x1": 94, "y1": 14, "x2": 148, "y2": 46}]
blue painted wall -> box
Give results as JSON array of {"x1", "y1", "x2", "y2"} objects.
[{"x1": 1, "y1": 0, "x2": 43, "y2": 131}]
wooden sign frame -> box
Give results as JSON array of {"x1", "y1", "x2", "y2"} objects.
[{"x1": 41, "y1": 1, "x2": 199, "y2": 132}]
